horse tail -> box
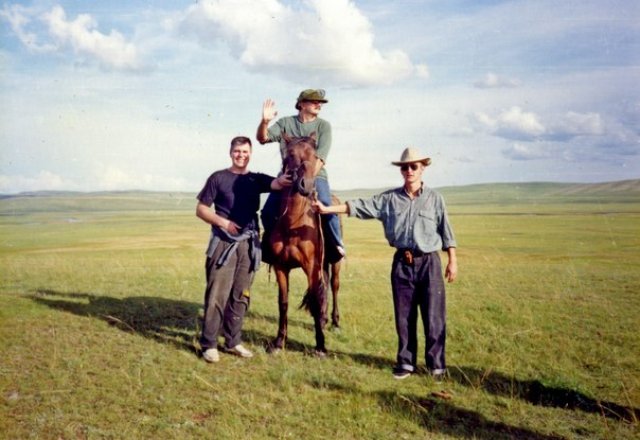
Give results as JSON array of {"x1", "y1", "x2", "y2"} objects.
[{"x1": 299, "y1": 279, "x2": 327, "y2": 321}]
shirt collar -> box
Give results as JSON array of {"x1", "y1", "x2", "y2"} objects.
[{"x1": 402, "y1": 182, "x2": 424, "y2": 198}]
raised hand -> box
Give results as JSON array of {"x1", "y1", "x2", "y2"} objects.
[{"x1": 262, "y1": 99, "x2": 278, "y2": 123}]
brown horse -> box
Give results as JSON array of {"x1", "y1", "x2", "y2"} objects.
[{"x1": 267, "y1": 133, "x2": 342, "y2": 355}]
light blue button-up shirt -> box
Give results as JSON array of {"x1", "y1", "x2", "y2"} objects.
[{"x1": 346, "y1": 185, "x2": 456, "y2": 253}]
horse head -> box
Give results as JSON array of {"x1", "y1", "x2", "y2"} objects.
[{"x1": 283, "y1": 132, "x2": 319, "y2": 197}]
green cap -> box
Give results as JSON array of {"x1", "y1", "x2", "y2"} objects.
[{"x1": 295, "y1": 89, "x2": 328, "y2": 109}]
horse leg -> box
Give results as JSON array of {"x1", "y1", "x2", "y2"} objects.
[
  {"x1": 309, "y1": 262, "x2": 328, "y2": 355},
  {"x1": 330, "y1": 260, "x2": 341, "y2": 329},
  {"x1": 270, "y1": 267, "x2": 289, "y2": 353}
]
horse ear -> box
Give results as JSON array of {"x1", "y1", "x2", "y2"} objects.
[
  {"x1": 283, "y1": 130, "x2": 292, "y2": 144},
  {"x1": 309, "y1": 131, "x2": 317, "y2": 141}
]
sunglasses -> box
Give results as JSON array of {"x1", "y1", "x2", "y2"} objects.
[{"x1": 400, "y1": 163, "x2": 420, "y2": 172}]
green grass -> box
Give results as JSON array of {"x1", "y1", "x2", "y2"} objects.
[{"x1": 1, "y1": 189, "x2": 639, "y2": 439}]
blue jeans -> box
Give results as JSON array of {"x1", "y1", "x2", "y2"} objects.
[
  {"x1": 261, "y1": 177, "x2": 344, "y2": 249},
  {"x1": 315, "y1": 177, "x2": 344, "y2": 249}
]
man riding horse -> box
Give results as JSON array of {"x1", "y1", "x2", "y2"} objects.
[{"x1": 256, "y1": 89, "x2": 345, "y2": 264}]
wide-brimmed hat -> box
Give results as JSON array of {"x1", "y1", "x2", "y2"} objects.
[
  {"x1": 295, "y1": 89, "x2": 328, "y2": 109},
  {"x1": 391, "y1": 147, "x2": 431, "y2": 166}
]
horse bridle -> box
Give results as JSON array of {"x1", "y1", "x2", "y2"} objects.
[
  {"x1": 292, "y1": 160, "x2": 316, "y2": 196},
  {"x1": 284, "y1": 143, "x2": 318, "y2": 197}
]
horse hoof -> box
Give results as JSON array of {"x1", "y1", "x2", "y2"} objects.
[
  {"x1": 330, "y1": 325, "x2": 341, "y2": 334},
  {"x1": 313, "y1": 349, "x2": 327, "y2": 358},
  {"x1": 267, "y1": 341, "x2": 284, "y2": 355}
]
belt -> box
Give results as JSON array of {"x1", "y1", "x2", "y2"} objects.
[{"x1": 397, "y1": 248, "x2": 426, "y2": 265}]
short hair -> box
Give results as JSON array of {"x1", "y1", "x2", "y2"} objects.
[{"x1": 229, "y1": 136, "x2": 252, "y2": 153}]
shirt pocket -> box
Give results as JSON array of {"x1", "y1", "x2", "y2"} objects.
[{"x1": 416, "y1": 209, "x2": 438, "y2": 237}]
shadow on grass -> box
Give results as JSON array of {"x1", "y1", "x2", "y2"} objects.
[
  {"x1": 30, "y1": 289, "x2": 321, "y2": 357},
  {"x1": 377, "y1": 390, "x2": 566, "y2": 440},
  {"x1": 450, "y1": 366, "x2": 640, "y2": 424},
  {"x1": 247, "y1": 310, "x2": 316, "y2": 332},
  {"x1": 307, "y1": 379, "x2": 565, "y2": 439},
  {"x1": 31, "y1": 289, "x2": 201, "y2": 353}
]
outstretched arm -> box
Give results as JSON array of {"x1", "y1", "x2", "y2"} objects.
[
  {"x1": 257, "y1": 99, "x2": 277, "y2": 144},
  {"x1": 312, "y1": 200, "x2": 349, "y2": 215}
]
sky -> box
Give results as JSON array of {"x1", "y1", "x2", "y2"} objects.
[{"x1": 1, "y1": 0, "x2": 638, "y2": 194}]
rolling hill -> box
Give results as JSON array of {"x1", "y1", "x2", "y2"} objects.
[{"x1": 1, "y1": 179, "x2": 639, "y2": 215}]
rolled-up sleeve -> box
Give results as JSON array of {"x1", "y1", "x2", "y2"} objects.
[
  {"x1": 437, "y1": 197, "x2": 456, "y2": 250},
  {"x1": 346, "y1": 194, "x2": 386, "y2": 220}
]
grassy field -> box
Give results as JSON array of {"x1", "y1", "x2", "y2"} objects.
[{"x1": 1, "y1": 184, "x2": 639, "y2": 439}]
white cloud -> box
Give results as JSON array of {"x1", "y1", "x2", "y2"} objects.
[
  {"x1": 476, "y1": 107, "x2": 630, "y2": 152},
  {"x1": 0, "y1": 168, "x2": 194, "y2": 194},
  {"x1": 1, "y1": 4, "x2": 144, "y2": 71},
  {"x1": 0, "y1": 171, "x2": 75, "y2": 193},
  {"x1": 94, "y1": 166, "x2": 191, "y2": 192},
  {"x1": 501, "y1": 143, "x2": 552, "y2": 161},
  {"x1": 42, "y1": 5, "x2": 143, "y2": 71},
  {"x1": 474, "y1": 72, "x2": 520, "y2": 89},
  {"x1": 178, "y1": 0, "x2": 426, "y2": 86},
  {"x1": 550, "y1": 111, "x2": 605, "y2": 139},
  {"x1": 0, "y1": 4, "x2": 57, "y2": 52},
  {"x1": 475, "y1": 106, "x2": 546, "y2": 140}
]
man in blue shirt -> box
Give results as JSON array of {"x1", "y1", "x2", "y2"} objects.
[{"x1": 313, "y1": 147, "x2": 457, "y2": 380}]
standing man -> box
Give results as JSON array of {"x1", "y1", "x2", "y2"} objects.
[
  {"x1": 196, "y1": 136, "x2": 291, "y2": 363},
  {"x1": 313, "y1": 148, "x2": 457, "y2": 380},
  {"x1": 256, "y1": 89, "x2": 345, "y2": 262}
]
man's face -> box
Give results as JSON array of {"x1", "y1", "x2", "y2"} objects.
[
  {"x1": 230, "y1": 143, "x2": 251, "y2": 169},
  {"x1": 400, "y1": 162, "x2": 424, "y2": 184},
  {"x1": 299, "y1": 100, "x2": 323, "y2": 116}
]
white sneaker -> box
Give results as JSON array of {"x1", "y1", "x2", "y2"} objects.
[
  {"x1": 227, "y1": 344, "x2": 253, "y2": 358},
  {"x1": 202, "y1": 348, "x2": 220, "y2": 363}
]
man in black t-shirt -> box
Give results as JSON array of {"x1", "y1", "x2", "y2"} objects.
[{"x1": 195, "y1": 136, "x2": 291, "y2": 363}]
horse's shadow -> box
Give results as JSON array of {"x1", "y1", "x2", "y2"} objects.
[
  {"x1": 31, "y1": 289, "x2": 202, "y2": 353},
  {"x1": 30, "y1": 289, "x2": 319, "y2": 355},
  {"x1": 449, "y1": 366, "x2": 640, "y2": 424}
]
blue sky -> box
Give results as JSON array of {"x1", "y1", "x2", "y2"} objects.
[{"x1": 1, "y1": 0, "x2": 638, "y2": 193}]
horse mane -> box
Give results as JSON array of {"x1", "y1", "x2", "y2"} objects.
[{"x1": 283, "y1": 131, "x2": 317, "y2": 151}]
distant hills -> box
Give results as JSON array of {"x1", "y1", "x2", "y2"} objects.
[
  {"x1": 337, "y1": 179, "x2": 640, "y2": 205},
  {"x1": 1, "y1": 179, "x2": 639, "y2": 214}
]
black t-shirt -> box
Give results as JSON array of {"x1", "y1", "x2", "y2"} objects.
[{"x1": 197, "y1": 169, "x2": 274, "y2": 230}]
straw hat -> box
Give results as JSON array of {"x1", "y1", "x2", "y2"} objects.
[{"x1": 391, "y1": 147, "x2": 431, "y2": 166}]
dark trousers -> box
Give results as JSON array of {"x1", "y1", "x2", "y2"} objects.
[
  {"x1": 200, "y1": 239, "x2": 253, "y2": 350},
  {"x1": 390, "y1": 250, "x2": 446, "y2": 372}
]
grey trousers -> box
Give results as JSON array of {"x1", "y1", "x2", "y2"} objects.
[
  {"x1": 390, "y1": 250, "x2": 446, "y2": 373},
  {"x1": 200, "y1": 239, "x2": 253, "y2": 350}
]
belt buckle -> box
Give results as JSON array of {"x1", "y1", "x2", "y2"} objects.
[{"x1": 403, "y1": 250, "x2": 413, "y2": 265}]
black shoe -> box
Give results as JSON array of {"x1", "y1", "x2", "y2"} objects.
[{"x1": 392, "y1": 367, "x2": 412, "y2": 380}]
